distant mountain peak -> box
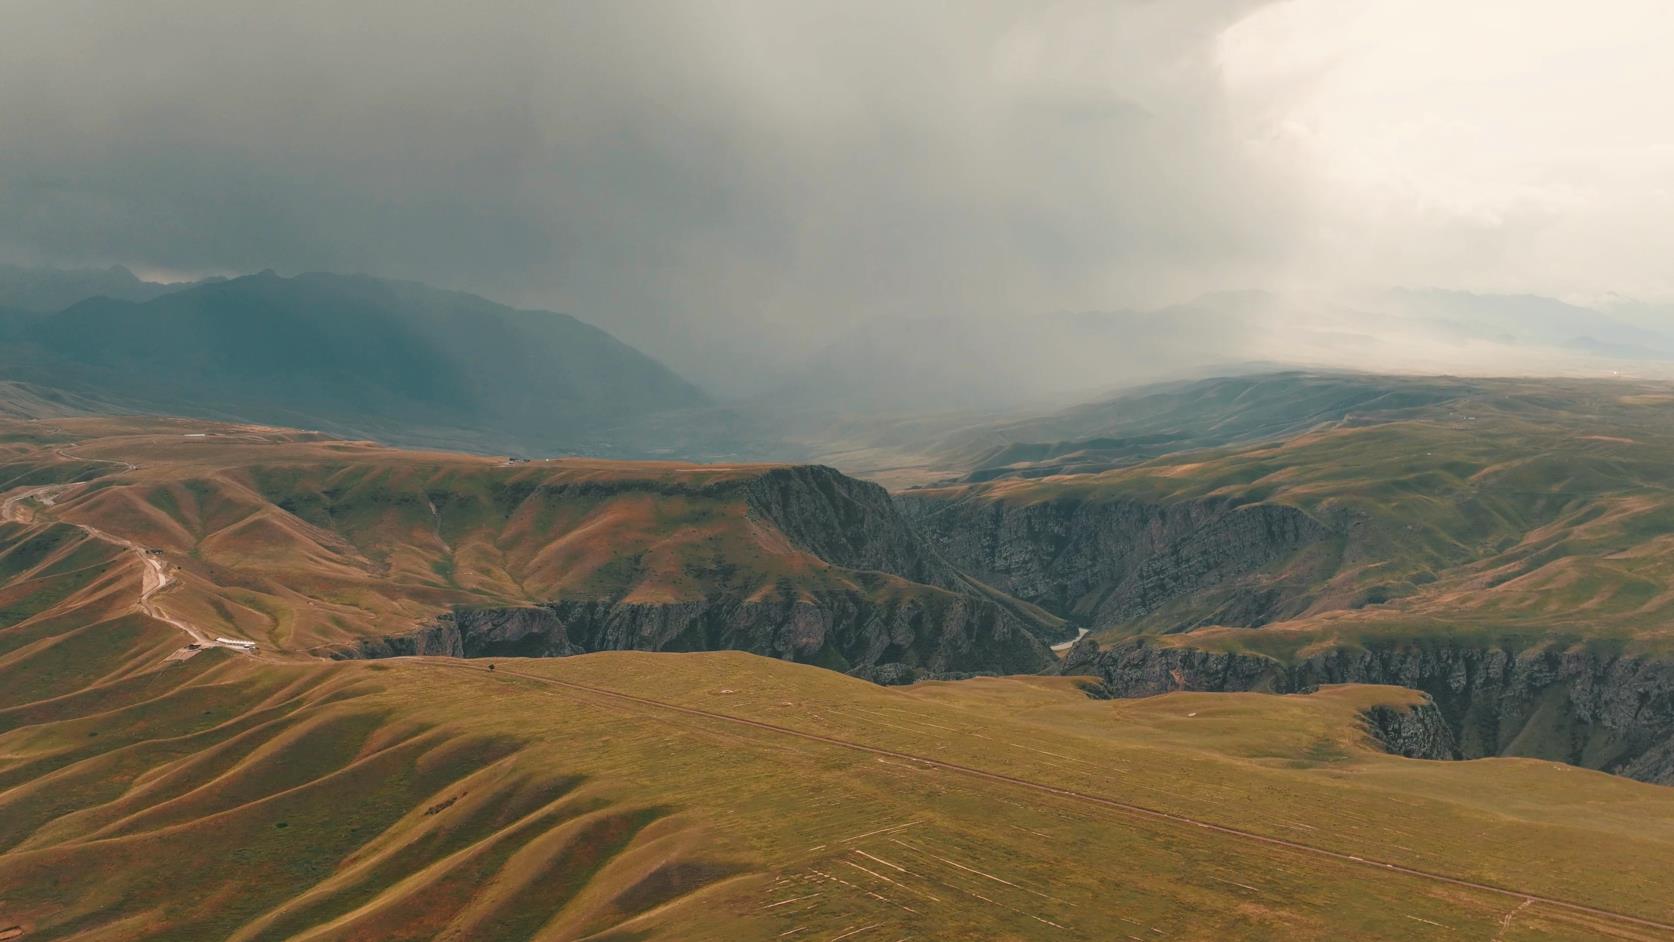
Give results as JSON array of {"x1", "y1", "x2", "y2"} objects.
[{"x1": 0, "y1": 261, "x2": 185, "y2": 312}]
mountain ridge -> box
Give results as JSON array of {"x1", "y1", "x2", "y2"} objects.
[
  {"x1": 3, "y1": 417, "x2": 1061, "y2": 676},
  {"x1": 0, "y1": 270, "x2": 711, "y2": 458}
]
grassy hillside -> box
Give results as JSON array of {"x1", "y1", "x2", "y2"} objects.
[
  {"x1": 7, "y1": 395, "x2": 1674, "y2": 938},
  {"x1": 935, "y1": 371, "x2": 1478, "y2": 482},
  {"x1": 5, "y1": 518, "x2": 1674, "y2": 940},
  {"x1": 0, "y1": 416, "x2": 1058, "y2": 674},
  {"x1": 905, "y1": 374, "x2": 1674, "y2": 654},
  {"x1": 806, "y1": 371, "x2": 1495, "y2": 489}
]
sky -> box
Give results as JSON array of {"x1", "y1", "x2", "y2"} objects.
[{"x1": 2, "y1": 1, "x2": 1671, "y2": 390}]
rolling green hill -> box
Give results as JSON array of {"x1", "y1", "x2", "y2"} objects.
[{"x1": 930, "y1": 371, "x2": 1480, "y2": 482}]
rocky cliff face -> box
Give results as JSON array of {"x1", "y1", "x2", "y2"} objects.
[
  {"x1": 1361, "y1": 701, "x2": 1460, "y2": 761},
  {"x1": 1067, "y1": 637, "x2": 1674, "y2": 784},
  {"x1": 897, "y1": 493, "x2": 1334, "y2": 632},
  {"x1": 333, "y1": 607, "x2": 573, "y2": 660},
  {"x1": 336, "y1": 588, "x2": 1052, "y2": 676},
  {"x1": 744, "y1": 466, "x2": 966, "y2": 590},
  {"x1": 333, "y1": 463, "x2": 1060, "y2": 675}
]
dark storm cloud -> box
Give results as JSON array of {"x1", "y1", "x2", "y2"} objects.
[{"x1": 0, "y1": 1, "x2": 1302, "y2": 386}]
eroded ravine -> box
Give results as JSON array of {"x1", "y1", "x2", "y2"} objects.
[{"x1": 1068, "y1": 637, "x2": 1674, "y2": 785}]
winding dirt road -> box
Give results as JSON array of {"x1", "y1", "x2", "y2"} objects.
[{"x1": 2, "y1": 480, "x2": 214, "y2": 651}]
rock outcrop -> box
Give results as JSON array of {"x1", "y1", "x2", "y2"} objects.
[
  {"x1": 898, "y1": 493, "x2": 1334, "y2": 632},
  {"x1": 1070, "y1": 637, "x2": 1674, "y2": 784},
  {"x1": 331, "y1": 607, "x2": 571, "y2": 660},
  {"x1": 744, "y1": 466, "x2": 966, "y2": 590},
  {"x1": 337, "y1": 589, "x2": 1052, "y2": 676},
  {"x1": 1361, "y1": 700, "x2": 1459, "y2": 761},
  {"x1": 332, "y1": 462, "x2": 1063, "y2": 676}
]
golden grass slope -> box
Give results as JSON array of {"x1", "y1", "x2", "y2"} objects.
[
  {"x1": 7, "y1": 406, "x2": 1674, "y2": 940},
  {"x1": 0, "y1": 416, "x2": 1007, "y2": 658},
  {"x1": 4, "y1": 510, "x2": 1674, "y2": 940},
  {"x1": 917, "y1": 377, "x2": 1674, "y2": 655}
]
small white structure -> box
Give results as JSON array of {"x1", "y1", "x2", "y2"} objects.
[{"x1": 215, "y1": 637, "x2": 259, "y2": 652}]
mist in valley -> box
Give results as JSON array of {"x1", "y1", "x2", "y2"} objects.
[{"x1": 3, "y1": 0, "x2": 1673, "y2": 448}]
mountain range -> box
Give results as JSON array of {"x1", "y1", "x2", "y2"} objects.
[
  {"x1": 0, "y1": 263, "x2": 192, "y2": 313},
  {"x1": 0, "y1": 269, "x2": 710, "y2": 457},
  {"x1": 11, "y1": 262, "x2": 1674, "y2": 465},
  {"x1": 740, "y1": 287, "x2": 1674, "y2": 416}
]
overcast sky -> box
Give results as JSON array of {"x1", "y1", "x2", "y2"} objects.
[{"x1": 3, "y1": 0, "x2": 1671, "y2": 384}]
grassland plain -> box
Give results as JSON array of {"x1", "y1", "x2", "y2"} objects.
[{"x1": 6, "y1": 404, "x2": 1674, "y2": 939}]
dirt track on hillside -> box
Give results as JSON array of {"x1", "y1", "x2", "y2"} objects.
[{"x1": 2, "y1": 480, "x2": 213, "y2": 650}]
